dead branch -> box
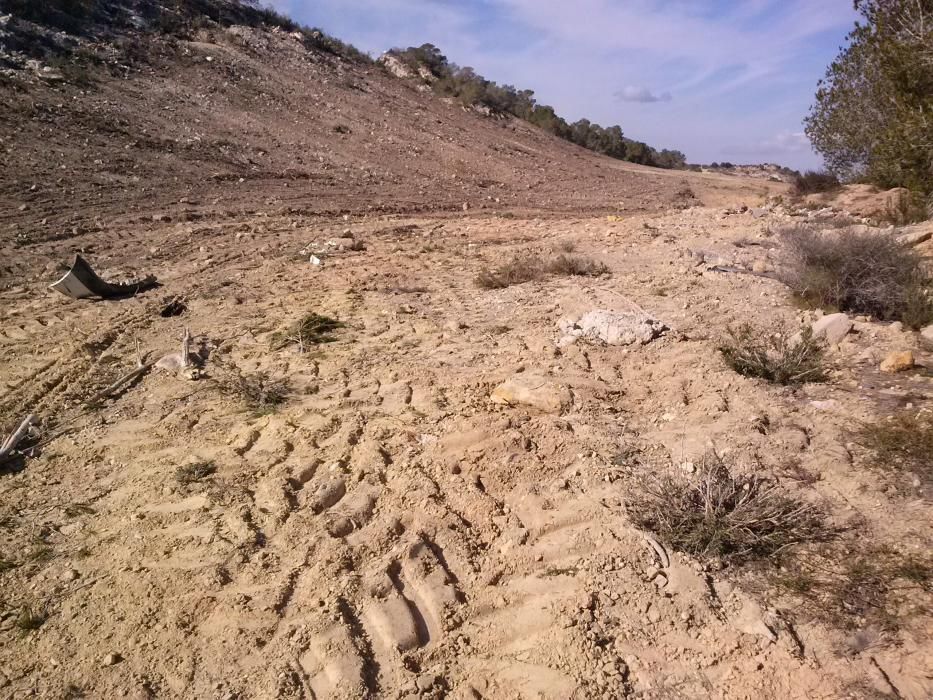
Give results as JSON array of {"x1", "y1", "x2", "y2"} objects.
[{"x1": 0, "y1": 414, "x2": 37, "y2": 463}]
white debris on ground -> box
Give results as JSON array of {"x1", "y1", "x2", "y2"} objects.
[{"x1": 558, "y1": 310, "x2": 668, "y2": 347}]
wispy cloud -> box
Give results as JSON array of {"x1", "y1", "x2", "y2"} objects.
[{"x1": 616, "y1": 86, "x2": 672, "y2": 103}]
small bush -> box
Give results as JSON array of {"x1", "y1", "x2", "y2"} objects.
[
  {"x1": 780, "y1": 226, "x2": 933, "y2": 328},
  {"x1": 475, "y1": 257, "x2": 543, "y2": 289},
  {"x1": 271, "y1": 313, "x2": 343, "y2": 350},
  {"x1": 856, "y1": 412, "x2": 933, "y2": 487},
  {"x1": 546, "y1": 254, "x2": 610, "y2": 277},
  {"x1": 218, "y1": 369, "x2": 289, "y2": 413},
  {"x1": 475, "y1": 254, "x2": 609, "y2": 288},
  {"x1": 15, "y1": 606, "x2": 46, "y2": 632},
  {"x1": 720, "y1": 324, "x2": 827, "y2": 385},
  {"x1": 626, "y1": 453, "x2": 830, "y2": 564},
  {"x1": 175, "y1": 461, "x2": 217, "y2": 485},
  {"x1": 793, "y1": 170, "x2": 840, "y2": 195}
]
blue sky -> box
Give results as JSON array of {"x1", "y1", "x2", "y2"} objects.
[{"x1": 270, "y1": 1, "x2": 859, "y2": 169}]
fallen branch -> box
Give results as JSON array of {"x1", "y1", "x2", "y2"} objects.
[
  {"x1": 0, "y1": 414, "x2": 37, "y2": 464},
  {"x1": 86, "y1": 341, "x2": 153, "y2": 406}
]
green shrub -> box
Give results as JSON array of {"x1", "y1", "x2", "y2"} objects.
[{"x1": 781, "y1": 226, "x2": 933, "y2": 328}]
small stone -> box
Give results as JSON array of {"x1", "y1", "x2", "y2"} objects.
[
  {"x1": 62, "y1": 569, "x2": 79, "y2": 582},
  {"x1": 880, "y1": 350, "x2": 914, "y2": 373},
  {"x1": 102, "y1": 652, "x2": 123, "y2": 667},
  {"x1": 920, "y1": 325, "x2": 933, "y2": 343},
  {"x1": 490, "y1": 374, "x2": 571, "y2": 414}
]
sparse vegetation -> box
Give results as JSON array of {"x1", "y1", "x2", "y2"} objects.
[
  {"x1": 15, "y1": 606, "x2": 46, "y2": 632},
  {"x1": 475, "y1": 254, "x2": 609, "y2": 288},
  {"x1": 719, "y1": 324, "x2": 827, "y2": 385},
  {"x1": 176, "y1": 461, "x2": 217, "y2": 485},
  {"x1": 218, "y1": 369, "x2": 290, "y2": 413},
  {"x1": 792, "y1": 170, "x2": 840, "y2": 195},
  {"x1": 780, "y1": 226, "x2": 933, "y2": 328},
  {"x1": 387, "y1": 43, "x2": 687, "y2": 169},
  {"x1": 546, "y1": 254, "x2": 610, "y2": 277},
  {"x1": 856, "y1": 411, "x2": 933, "y2": 487},
  {"x1": 626, "y1": 453, "x2": 831, "y2": 564},
  {"x1": 271, "y1": 313, "x2": 344, "y2": 350},
  {"x1": 475, "y1": 257, "x2": 544, "y2": 289}
]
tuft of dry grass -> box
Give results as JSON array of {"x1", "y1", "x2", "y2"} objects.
[
  {"x1": 175, "y1": 461, "x2": 217, "y2": 485},
  {"x1": 271, "y1": 312, "x2": 344, "y2": 350},
  {"x1": 475, "y1": 253, "x2": 609, "y2": 288},
  {"x1": 792, "y1": 170, "x2": 840, "y2": 195},
  {"x1": 474, "y1": 256, "x2": 544, "y2": 289},
  {"x1": 15, "y1": 607, "x2": 46, "y2": 632},
  {"x1": 626, "y1": 453, "x2": 831, "y2": 564},
  {"x1": 719, "y1": 324, "x2": 827, "y2": 385},
  {"x1": 546, "y1": 254, "x2": 610, "y2": 277},
  {"x1": 218, "y1": 369, "x2": 290, "y2": 414},
  {"x1": 856, "y1": 411, "x2": 933, "y2": 488},
  {"x1": 780, "y1": 225, "x2": 933, "y2": 328}
]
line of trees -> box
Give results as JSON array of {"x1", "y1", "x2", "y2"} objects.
[{"x1": 388, "y1": 44, "x2": 687, "y2": 170}]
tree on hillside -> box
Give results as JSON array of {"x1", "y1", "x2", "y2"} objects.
[{"x1": 805, "y1": 0, "x2": 933, "y2": 199}]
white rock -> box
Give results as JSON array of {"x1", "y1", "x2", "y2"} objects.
[
  {"x1": 566, "y1": 310, "x2": 667, "y2": 346},
  {"x1": 810, "y1": 313, "x2": 852, "y2": 345}
]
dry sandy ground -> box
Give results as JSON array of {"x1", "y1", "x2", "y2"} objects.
[{"x1": 0, "y1": 196, "x2": 930, "y2": 699}]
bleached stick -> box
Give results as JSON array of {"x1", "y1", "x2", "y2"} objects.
[{"x1": 0, "y1": 414, "x2": 37, "y2": 462}]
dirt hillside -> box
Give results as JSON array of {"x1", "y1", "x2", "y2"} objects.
[{"x1": 1, "y1": 4, "x2": 930, "y2": 700}]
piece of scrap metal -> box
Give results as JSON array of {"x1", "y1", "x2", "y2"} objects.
[{"x1": 49, "y1": 254, "x2": 158, "y2": 300}]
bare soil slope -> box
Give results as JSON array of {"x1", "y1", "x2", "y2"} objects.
[{"x1": 0, "y1": 8, "x2": 775, "y2": 286}]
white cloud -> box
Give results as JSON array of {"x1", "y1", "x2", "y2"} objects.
[{"x1": 616, "y1": 86, "x2": 672, "y2": 103}]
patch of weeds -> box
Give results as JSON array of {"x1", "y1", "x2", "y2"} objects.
[
  {"x1": 218, "y1": 370, "x2": 290, "y2": 414},
  {"x1": 332, "y1": 124, "x2": 351, "y2": 134},
  {"x1": 271, "y1": 313, "x2": 344, "y2": 350},
  {"x1": 15, "y1": 606, "x2": 46, "y2": 633},
  {"x1": 719, "y1": 324, "x2": 827, "y2": 385},
  {"x1": 773, "y1": 545, "x2": 931, "y2": 631},
  {"x1": 792, "y1": 170, "x2": 840, "y2": 195},
  {"x1": 175, "y1": 461, "x2": 217, "y2": 485},
  {"x1": 651, "y1": 287, "x2": 668, "y2": 297},
  {"x1": 776, "y1": 458, "x2": 821, "y2": 485},
  {"x1": 780, "y1": 225, "x2": 933, "y2": 328},
  {"x1": 856, "y1": 411, "x2": 933, "y2": 488},
  {"x1": 625, "y1": 453, "x2": 831, "y2": 565},
  {"x1": 488, "y1": 325, "x2": 511, "y2": 335},
  {"x1": 475, "y1": 256, "x2": 543, "y2": 289},
  {"x1": 880, "y1": 190, "x2": 928, "y2": 226},
  {"x1": 64, "y1": 503, "x2": 95, "y2": 518},
  {"x1": 546, "y1": 254, "x2": 610, "y2": 277},
  {"x1": 557, "y1": 240, "x2": 576, "y2": 253}
]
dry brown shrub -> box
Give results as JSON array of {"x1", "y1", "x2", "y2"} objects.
[{"x1": 626, "y1": 453, "x2": 831, "y2": 565}]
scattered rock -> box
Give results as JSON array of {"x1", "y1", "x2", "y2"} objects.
[
  {"x1": 490, "y1": 374, "x2": 571, "y2": 413},
  {"x1": 560, "y1": 310, "x2": 667, "y2": 346},
  {"x1": 811, "y1": 312, "x2": 852, "y2": 345},
  {"x1": 897, "y1": 220, "x2": 933, "y2": 247},
  {"x1": 880, "y1": 350, "x2": 914, "y2": 373},
  {"x1": 62, "y1": 569, "x2": 79, "y2": 582},
  {"x1": 102, "y1": 653, "x2": 123, "y2": 667},
  {"x1": 920, "y1": 325, "x2": 933, "y2": 343}
]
